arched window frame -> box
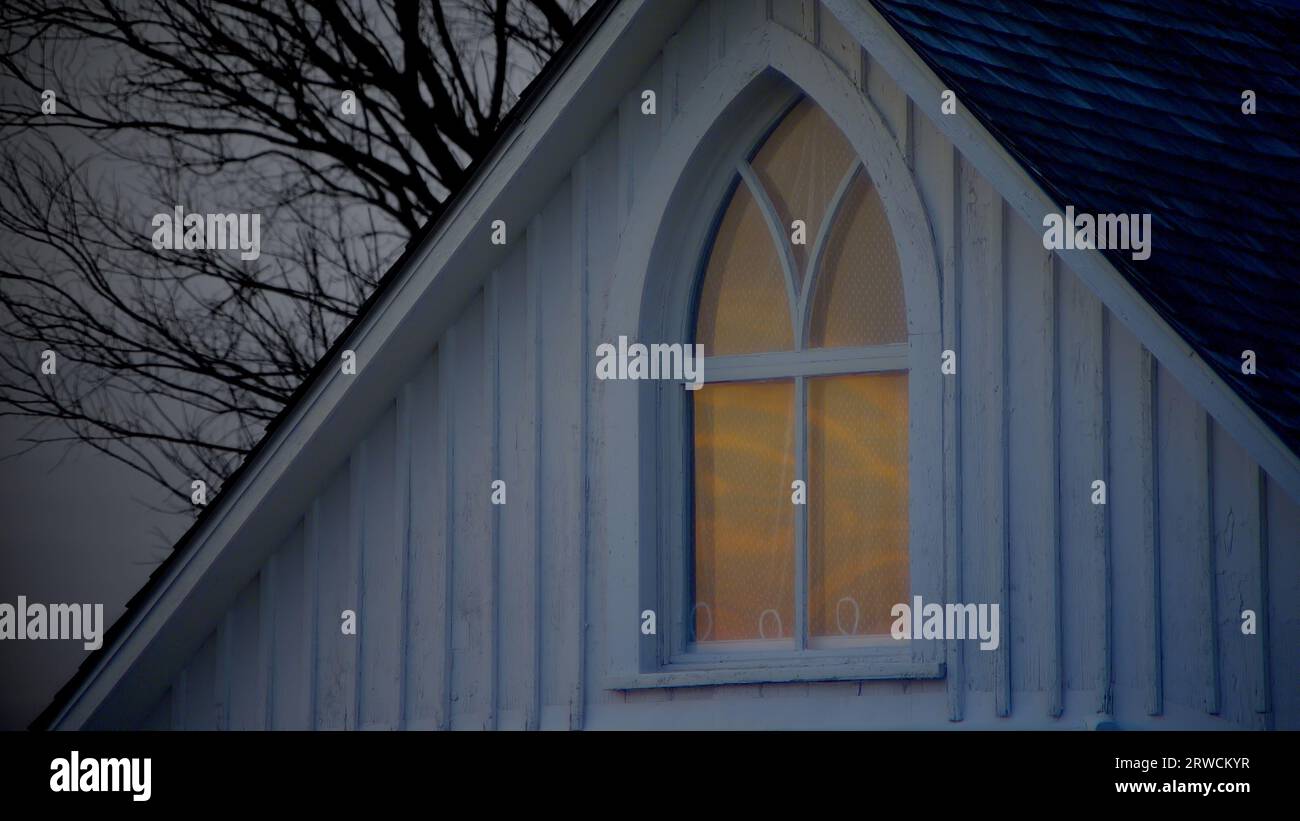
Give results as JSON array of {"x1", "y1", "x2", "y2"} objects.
[
  {"x1": 697, "y1": 112, "x2": 910, "y2": 369},
  {"x1": 603, "y1": 25, "x2": 944, "y2": 689},
  {"x1": 686, "y1": 96, "x2": 911, "y2": 656}
]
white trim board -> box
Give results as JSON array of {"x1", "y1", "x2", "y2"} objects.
[{"x1": 822, "y1": 0, "x2": 1300, "y2": 505}]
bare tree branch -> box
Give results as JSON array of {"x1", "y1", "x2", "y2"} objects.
[{"x1": 0, "y1": 0, "x2": 590, "y2": 515}]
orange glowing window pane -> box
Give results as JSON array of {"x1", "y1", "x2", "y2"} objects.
[
  {"x1": 751, "y1": 98, "x2": 857, "y2": 288},
  {"x1": 807, "y1": 373, "x2": 909, "y2": 638},
  {"x1": 690, "y1": 97, "x2": 912, "y2": 654},
  {"x1": 692, "y1": 379, "x2": 796, "y2": 643},
  {"x1": 808, "y1": 172, "x2": 907, "y2": 348},
  {"x1": 695, "y1": 181, "x2": 793, "y2": 356}
]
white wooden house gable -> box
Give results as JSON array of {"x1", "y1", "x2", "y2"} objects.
[{"x1": 46, "y1": 0, "x2": 1299, "y2": 731}]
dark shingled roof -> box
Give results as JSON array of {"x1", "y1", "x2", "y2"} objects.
[{"x1": 871, "y1": 0, "x2": 1300, "y2": 454}]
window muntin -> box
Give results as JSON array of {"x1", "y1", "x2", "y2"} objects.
[
  {"x1": 690, "y1": 97, "x2": 909, "y2": 654},
  {"x1": 750, "y1": 99, "x2": 857, "y2": 289},
  {"x1": 695, "y1": 182, "x2": 794, "y2": 356},
  {"x1": 809, "y1": 174, "x2": 906, "y2": 348}
]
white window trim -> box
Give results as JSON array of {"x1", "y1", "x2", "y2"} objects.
[
  {"x1": 602, "y1": 22, "x2": 944, "y2": 690},
  {"x1": 682, "y1": 144, "x2": 912, "y2": 659}
]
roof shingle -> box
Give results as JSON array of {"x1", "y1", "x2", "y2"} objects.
[{"x1": 873, "y1": 0, "x2": 1300, "y2": 453}]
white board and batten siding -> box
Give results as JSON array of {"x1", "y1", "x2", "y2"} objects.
[{"x1": 132, "y1": 0, "x2": 1297, "y2": 731}]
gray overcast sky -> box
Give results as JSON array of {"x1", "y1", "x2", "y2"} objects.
[
  {"x1": 0, "y1": 0, "x2": 593, "y2": 730},
  {"x1": 0, "y1": 415, "x2": 187, "y2": 729}
]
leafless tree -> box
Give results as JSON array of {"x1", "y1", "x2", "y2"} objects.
[{"x1": 0, "y1": 0, "x2": 590, "y2": 510}]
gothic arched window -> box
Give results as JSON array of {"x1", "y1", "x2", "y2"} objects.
[{"x1": 690, "y1": 97, "x2": 910, "y2": 651}]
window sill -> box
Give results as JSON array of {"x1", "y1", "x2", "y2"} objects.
[{"x1": 606, "y1": 660, "x2": 944, "y2": 690}]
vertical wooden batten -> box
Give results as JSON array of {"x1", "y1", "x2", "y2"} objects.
[
  {"x1": 447, "y1": 295, "x2": 493, "y2": 727},
  {"x1": 440, "y1": 326, "x2": 457, "y2": 731},
  {"x1": 485, "y1": 272, "x2": 502, "y2": 731},
  {"x1": 258, "y1": 550, "x2": 276, "y2": 729},
  {"x1": 994, "y1": 198, "x2": 1010, "y2": 718},
  {"x1": 957, "y1": 159, "x2": 1002, "y2": 712},
  {"x1": 357, "y1": 407, "x2": 403, "y2": 729},
  {"x1": 1265, "y1": 475, "x2": 1300, "y2": 727},
  {"x1": 305, "y1": 508, "x2": 320, "y2": 726},
  {"x1": 942, "y1": 146, "x2": 962, "y2": 722},
  {"x1": 904, "y1": 97, "x2": 915, "y2": 170},
  {"x1": 1255, "y1": 467, "x2": 1272, "y2": 722},
  {"x1": 708, "y1": 0, "x2": 727, "y2": 69},
  {"x1": 308, "y1": 463, "x2": 358, "y2": 730},
  {"x1": 794, "y1": 375, "x2": 808, "y2": 651},
  {"x1": 1140, "y1": 348, "x2": 1162, "y2": 716},
  {"x1": 349, "y1": 441, "x2": 367, "y2": 729},
  {"x1": 526, "y1": 225, "x2": 545, "y2": 731},
  {"x1": 217, "y1": 611, "x2": 233, "y2": 730},
  {"x1": 617, "y1": 60, "x2": 662, "y2": 234},
  {"x1": 1047, "y1": 254, "x2": 1063, "y2": 719},
  {"x1": 815, "y1": 1, "x2": 863, "y2": 86},
  {"x1": 572, "y1": 158, "x2": 592, "y2": 730},
  {"x1": 402, "y1": 351, "x2": 446, "y2": 730},
  {"x1": 660, "y1": 32, "x2": 680, "y2": 136},
  {"x1": 1057, "y1": 258, "x2": 1106, "y2": 717},
  {"x1": 395, "y1": 383, "x2": 414, "y2": 727},
  {"x1": 1004, "y1": 205, "x2": 1055, "y2": 714},
  {"x1": 1205, "y1": 415, "x2": 1221, "y2": 715},
  {"x1": 1210, "y1": 417, "x2": 1270, "y2": 726},
  {"x1": 1156, "y1": 364, "x2": 1213, "y2": 715},
  {"x1": 1099, "y1": 309, "x2": 1114, "y2": 716}
]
